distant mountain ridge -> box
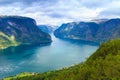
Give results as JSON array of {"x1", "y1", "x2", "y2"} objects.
[
  {"x1": 38, "y1": 25, "x2": 54, "y2": 34},
  {"x1": 54, "y1": 18, "x2": 120, "y2": 43},
  {"x1": 0, "y1": 16, "x2": 52, "y2": 49},
  {"x1": 90, "y1": 19, "x2": 109, "y2": 24}
]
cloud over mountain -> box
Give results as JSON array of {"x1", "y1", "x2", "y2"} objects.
[{"x1": 0, "y1": 0, "x2": 120, "y2": 25}]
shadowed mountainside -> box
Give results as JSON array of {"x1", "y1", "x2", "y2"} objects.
[
  {"x1": 0, "y1": 16, "x2": 52, "y2": 49},
  {"x1": 38, "y1": 25, "x2": 54, "y2": 34},
  {"x1": 54, "y1": 18, "x2": 120, "y2": 43}
]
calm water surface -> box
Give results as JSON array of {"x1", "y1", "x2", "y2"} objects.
[{"x1": 0, "y1": 35, "x2": 99, "y2": 78}]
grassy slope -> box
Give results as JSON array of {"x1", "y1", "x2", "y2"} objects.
[
  {"x1": 0, "y1": 32, "x2": 19, "y2": 49},
  {"x1": 4, "y1": 39, "x2": 120, "y2": 80}
]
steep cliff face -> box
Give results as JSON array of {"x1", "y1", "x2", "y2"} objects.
[
  {"x1": 54, "y1": 18, "x2": 120, "y2": 43},
  {"x1": 54, "y1": 22, "x2": 99, "y2": 40},
  {"x1": 0, "y1": 16, "x2": 52, "y2": 49},
  {"x1": 96, "y1": 19, "x2": 120, "y2": 42}
]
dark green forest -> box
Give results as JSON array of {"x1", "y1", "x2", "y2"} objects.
[{"x1": 4, "y1": 39, "x2": 120, "y2": 80}]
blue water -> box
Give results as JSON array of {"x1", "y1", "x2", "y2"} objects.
[{"x1": 0, "y1": 35, "x2": 99, "y2": 78}]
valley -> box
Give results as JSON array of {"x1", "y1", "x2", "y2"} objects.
[{"x1": 0, "y1": 16, "x2": 120, "y2": 80}]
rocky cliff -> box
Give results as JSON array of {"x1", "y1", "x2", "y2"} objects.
[
  {"x1": 54, "y1": 18, "x2": 120, "y2": 43},
  {"x1": 0, "y1": 16, "x2": 52, "y2": 49}
]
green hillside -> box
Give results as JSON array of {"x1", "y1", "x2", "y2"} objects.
[
  {"x1": 0, "y1": 32, "x2": 19, "y2": 49},
  {"x1": 4, "y1": 39, "x2": 120, "y2": 80}
]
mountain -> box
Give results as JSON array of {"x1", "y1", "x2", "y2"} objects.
[
  {"x1": 54, "y1": 18, "x2": 120, "y2": 43},
  {"x1": 0, "y1": 16, "x2": 52, "y2": 49},
  {"x1": 90, "y1": 19, "x2": 108, "y2": 23},
  {"x1": 4, "y1": 39, "x2": 120, "y2": 80},
  {"x1": 38, "y1": 25, "x2": 54, "y2": 34}
]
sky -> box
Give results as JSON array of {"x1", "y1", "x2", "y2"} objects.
[{"x1": 0, "y1": 0, "x2": 120, "y2": 25}]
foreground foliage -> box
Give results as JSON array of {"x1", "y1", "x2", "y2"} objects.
[{"x1": 4, "y1": 39, "x2": 120, "y2": 80}]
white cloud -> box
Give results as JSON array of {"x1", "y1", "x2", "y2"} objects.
[
  {"x1": 98, "y1": 0, "x2": 120, "y2": 18},
  {"x1": 0, "y1": 0, "x2": 120, "y2": 25}
]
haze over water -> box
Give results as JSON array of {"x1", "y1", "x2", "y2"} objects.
[{"x1": 0, "y1": 35, "x2": 98, "y2": 78}]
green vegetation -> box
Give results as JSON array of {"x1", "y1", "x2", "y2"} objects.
[
  {"x1": 4, "y1": 39, "x2": 120, "y2": 80},
  {"x1": 0, "y1": 32, "x2": 19, "y2": 49},
  {"x1": 4, "y1": 72, "x2": 36, "y2": 80}
]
